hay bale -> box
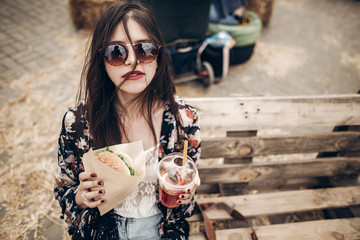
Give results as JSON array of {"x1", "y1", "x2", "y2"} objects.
[
  {"x1": 68, "y1": 0, "x2": 121, "y2": 29},
  {"x1": 246, "y1": 0, "x2": 275, "y2": 27}
]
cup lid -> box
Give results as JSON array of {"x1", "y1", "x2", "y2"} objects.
[{"x1": 157, "y1": 152, "x2": 198, "y2": 189}]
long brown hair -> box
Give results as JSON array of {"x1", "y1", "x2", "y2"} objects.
[{"x1": 77, "y1": 1, "x2": 181, "y2": 149}]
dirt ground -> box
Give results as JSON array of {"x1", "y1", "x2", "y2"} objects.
[{"x1": 0, "y1": 0, "x2": 359, "y2": 239}]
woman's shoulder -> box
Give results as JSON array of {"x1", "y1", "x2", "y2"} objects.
[
  {"x1": 174, "y1": 96, "x2": 199, "y2": 126},
  {"x1": 174, "y1": 96, "x2": 198, "y2": 114},
  {"x1": 62, "y1": 102, "x2": 88, "y2": 133}
]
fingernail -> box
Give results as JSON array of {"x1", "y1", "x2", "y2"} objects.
[
  {"x1": 101, "y1": 199, "x2": 105, "y2": 203},
  {"x1": 180, "y1": 195, "x2": 184, "y2": 199},
  {"x1": 187, "y1": 189, "x2": 191, "y2": 193},
  {"x1": 177, "y1": 200, "x2": 181, "y2": 204},
  {"x1": 91, "y1": 173, "x2": 97, "y2": 178},
  {"x1": 99, "y1": 190, "x2": 103, "y2": 194},
  {"x1": 98, "y1": 181, "x2": 103, "y2": 185}
]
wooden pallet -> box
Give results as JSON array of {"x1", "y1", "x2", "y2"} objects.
[{"x1": 186, "y1": 94, "x2": 360, "y2": 240}]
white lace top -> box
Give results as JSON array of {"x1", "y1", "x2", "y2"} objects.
[{"x1": 113, "y1": 145, "x2": 161, "y2": 218}]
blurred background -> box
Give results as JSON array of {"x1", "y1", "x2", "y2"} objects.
[{"x1": 0, "y1": 0, "x2": 359, "y2": 239}]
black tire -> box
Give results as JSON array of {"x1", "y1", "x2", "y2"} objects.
[
  {"x1": 200, "y1": 61, "x2": 215, "y2": 87},
  {"x1": 230, "y1": 43, "x2": 256, "y2": 65},
  {"x1": 201, "y1": 45, "x2": 224, "y2": 78}
]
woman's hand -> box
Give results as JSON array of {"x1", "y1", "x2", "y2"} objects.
[
  {"x1": 177, "y1": 175, "x2": 201, "y2": 205},
  {"x1": 75, "y1": 172, "x2": 106, "y2": 209}
]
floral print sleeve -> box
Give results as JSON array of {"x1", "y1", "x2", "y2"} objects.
[
  {"x1": 54, "y1": 107, "x2": 91, "y2": 237},
  {"x1": 158, "y1": 97, "x2": 201, "y2": 240}
]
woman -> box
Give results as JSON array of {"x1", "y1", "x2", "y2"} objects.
[{"x1": 54, "y1": 2, "x2": 201, "y2": 239}]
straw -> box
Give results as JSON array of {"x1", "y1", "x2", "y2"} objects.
[{"x1": 181, "y1": 140, "x2": 188, "y2": 184}]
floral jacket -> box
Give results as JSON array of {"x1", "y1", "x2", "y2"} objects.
[{"x1": 54, "y1": 97, "x2": 201, "y2": 239}]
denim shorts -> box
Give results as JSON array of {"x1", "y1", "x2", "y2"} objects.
[{"x1": 114, "y1": 213, "x2": 162, "y2": 240}]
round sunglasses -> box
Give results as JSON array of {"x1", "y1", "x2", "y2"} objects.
[{"x1": 100, "y1": 42, "x2": 161, "y2": 66}]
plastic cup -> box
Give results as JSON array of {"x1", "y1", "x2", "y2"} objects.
[{"x1": 156, "y1": 152, "x2": 198, "y2": 208}]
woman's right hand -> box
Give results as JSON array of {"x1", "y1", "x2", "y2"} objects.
[{"x1": 75, "y1": 172, "x2": 106, "y2": 209}]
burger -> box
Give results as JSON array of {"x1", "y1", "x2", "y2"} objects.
[{"x1": 95, "y1": 147, "x2": 135, "y2": 176}]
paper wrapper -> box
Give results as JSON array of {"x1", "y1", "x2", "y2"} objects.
[{"x1": 82, "y1": 141, "x2": 146, "y2": 216}]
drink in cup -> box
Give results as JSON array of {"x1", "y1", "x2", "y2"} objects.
[{"x1": 156, "y1": 152, "x2": 198, "y2": 208}]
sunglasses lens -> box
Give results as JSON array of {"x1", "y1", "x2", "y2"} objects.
[
  {"x1": 104, "y1": 45, "x2": 127, "y2": 66},
  {"x1": 136, "y1": 42, "x2": 159, "y2": 63}
]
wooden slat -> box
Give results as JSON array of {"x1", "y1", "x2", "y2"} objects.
[
  {"x1": 201, "y1": 132, "x2": 360, "y2": 158},
  {"x1": 185, "y1": 94, "x2": 360, "y2": 131},
  {"x1": 189, "y1": 186, "x2": 360, "y2": 222},
  {"x1": 198, "y1": 157, "x2": 360, "y2": 184},
  {"x1": 224, "y1": 130, "x2": 257, "y2": 164},
  {"x1": 226, "y1": 130, "x2": 257, "y2": 137},
  {"x1": 189, "y1": 218, "x2": 360, "y2": 240},
  {"x1": 199, "y1": 177, "x2": 320, "y2": 195}
]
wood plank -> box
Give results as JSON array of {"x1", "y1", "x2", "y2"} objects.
[
  {"x1": 199, "y1": 177, "x2": 320, "y2": 195},
  {"x1": 224, "y1": 130, "x2": 257, "y2": 164},
  {"x1": 318, "y1": 125, "x2": 360, "y2": 158},
  {"x1": 185, "y1": 94, "x2": 360, "y2": 131},
  {"x1": 201, "y1": 132, "x2": 360, "y2": 158},
  {"x1": 198, "y1": 157, "x2": 360, "y2": 184},
  {"x1": 189, "y1": 186, "x2": 360, "y2": 221},
  {"x1": 226, "y1": 130, "x2": 257, "y2": 137},
  {"x1": 189, "y1": 218, "x2": 360, "y2": 240}
]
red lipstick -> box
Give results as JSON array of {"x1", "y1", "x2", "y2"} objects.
[{"x1": 122, "y1": 70, "x2": 145, "y2": 80}]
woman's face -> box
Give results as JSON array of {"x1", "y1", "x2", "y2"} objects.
[{"x1": 104, "y1": 18, "x2": 158, "y2": 100}]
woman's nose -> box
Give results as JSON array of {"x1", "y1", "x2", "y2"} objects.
[{"x1": 124, "y1": 46, "x2": 137, "y2": 66}]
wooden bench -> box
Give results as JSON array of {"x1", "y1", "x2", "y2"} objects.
[{"x1": 185, "y1": 94, "x2": 360, "y2": 240}]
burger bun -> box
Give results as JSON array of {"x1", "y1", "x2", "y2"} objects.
[{"x1": 96, "y1": 151, "x2": 134, "y2": 175}]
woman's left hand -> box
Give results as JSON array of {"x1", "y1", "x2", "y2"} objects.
[{"x1": 177, "y1": 175, "x2": 201, "y2": 205}]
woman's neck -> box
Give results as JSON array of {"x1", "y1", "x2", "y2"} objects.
[
  {"x1": 116, "y1": 93, "x2": 163, "y2": 120},
  {"x1": 116, "y1": 95, "x2": 165, "y2": 148},
  {"x1": 116, "y1": 93, "x2": 141, "y2": 117}
]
